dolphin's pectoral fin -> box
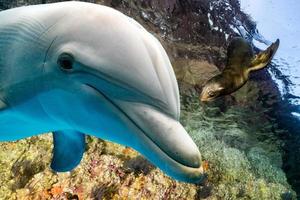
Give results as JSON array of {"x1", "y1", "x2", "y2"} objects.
[
  {"x1": 51, "y1": 130, "x2": 86, "y2": 172},
  {"x1": 248, "y1": 39, "x2": 280, "y2": 72}
]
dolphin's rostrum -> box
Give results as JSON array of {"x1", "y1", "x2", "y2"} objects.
[{"x1": 0, "y1": 2, "x2": 203, "y2": 182}]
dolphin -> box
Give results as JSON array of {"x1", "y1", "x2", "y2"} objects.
[{"x1": 0, "y1": 2, "x2": 203, "y2": 182}]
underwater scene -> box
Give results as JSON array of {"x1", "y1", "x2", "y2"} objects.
[{"x1": 0, "y1": 0, "x2": 299, "y2": 199}]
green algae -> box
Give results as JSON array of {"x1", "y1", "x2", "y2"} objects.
[{"x1": 180, "y1": 86, "x2": 296, "y2": 199}]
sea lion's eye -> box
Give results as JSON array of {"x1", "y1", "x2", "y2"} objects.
[
  {"x1": 208, "y1": 91, "x2": 215, "y2": 97},
  {"x1": 58, "y1": 53, "x2": 74, "y2": 71}
]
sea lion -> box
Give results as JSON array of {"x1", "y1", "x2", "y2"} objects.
[
  {"x1": 0, "y1": 2, "x2": 203, "y2": 183},
  {"x1": 199, "y1": 37, "x2": 280, "y2": 102}
]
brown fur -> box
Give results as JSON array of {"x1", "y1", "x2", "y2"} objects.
[{"x1": 199, "y1": 37, "x2": 280, "y2": 102}]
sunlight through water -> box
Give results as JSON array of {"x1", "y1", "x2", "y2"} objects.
[{"x1": 240, "y1": 0, "x2": 300, "y2": 117}]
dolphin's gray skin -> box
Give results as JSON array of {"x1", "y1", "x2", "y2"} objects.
[{"x1": 0, "y1": 2, "x2": 203, "y2": 182}]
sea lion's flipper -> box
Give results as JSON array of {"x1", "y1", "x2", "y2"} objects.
[
  {"x1": 51, "y1": 130, "x2": 86, "y2": 172},
  {"x1": 248, "y1": 39, "x2": 280, "y2": 72}
]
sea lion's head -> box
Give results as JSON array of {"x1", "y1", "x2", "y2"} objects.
[{"x1": 199, "y1": 75, "x2": 225, "y2": 102}]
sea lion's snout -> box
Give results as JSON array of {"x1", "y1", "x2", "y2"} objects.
[
  {"x1": 196, "y1": 84, "x2": 213, "y2": 102},
  {"x1": 195, "y1": 84, "x2": 208, "y2": 102},
  {"x1": 199, "y1": 80, "x2": 224, "y2": 102},
  {"x1": 199, "y1": 88, "x2": 210, "y2": 102}
]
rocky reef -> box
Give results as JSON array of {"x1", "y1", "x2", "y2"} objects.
[{"x1": 0, "y1": 0, "x2": 297, "y2": 199}]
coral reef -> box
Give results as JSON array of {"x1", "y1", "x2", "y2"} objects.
[{"x1": 180, "y1": 88, "x2": 296, "y2": 199}]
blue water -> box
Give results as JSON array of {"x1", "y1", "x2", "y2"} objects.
[{"x1": 240, "y1": 0, "x2": 300, "y2": 115}]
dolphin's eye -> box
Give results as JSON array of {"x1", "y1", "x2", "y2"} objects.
[{"x1": 58, "y1": 53, "x2": 74, "y2": 71}]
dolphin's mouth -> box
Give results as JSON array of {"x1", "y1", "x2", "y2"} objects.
[{"x1": 86, "y1": 84, "x2": 203, "y2": 182}]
